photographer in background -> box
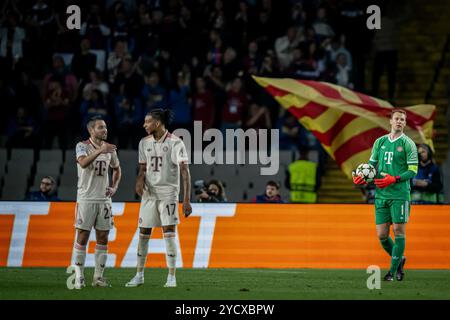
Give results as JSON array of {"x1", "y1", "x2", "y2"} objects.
[{"x1": 194, "y1": 179, "x2": 227, "y2": 203}]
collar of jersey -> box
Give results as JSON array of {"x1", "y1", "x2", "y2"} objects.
[
  {"x1": 89, "y1": 138, "x2": 103, "y2": 149},
  {"x1": 152, "y1": 130, "x2": 169, "y2": 143},
  {"x1": 388, "y1": 133, "x2": 404, "y2": 143}
]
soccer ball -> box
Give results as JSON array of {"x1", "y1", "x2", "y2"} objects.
[{"x1": 355, "y1": 163, "x2": 377, "y2": 181}]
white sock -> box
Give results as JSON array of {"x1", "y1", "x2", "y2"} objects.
[
  {"x1": 73, "y1": 243, "x2": 86, "y2": 278},
  {"x1": 94, "y1": 244, "x2": 108, "y2": 279},
  {"x1": 137, "y1": 233, "x2": 150, "y2": 274},
  {"x1": 164, "y1": 232, "x2": 177, "y2": 276}
]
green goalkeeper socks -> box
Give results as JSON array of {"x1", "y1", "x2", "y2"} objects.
[
  {"x1": 380, "y1": 237, "x2": 394, "y2": 256},
  {"x1": 389, "y1": 234, "x2": 405, "y2": 274}
]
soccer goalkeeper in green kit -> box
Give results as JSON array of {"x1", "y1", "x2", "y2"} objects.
[{"x1": 353, "y1": 109, "x2": 418, "y2": 281}]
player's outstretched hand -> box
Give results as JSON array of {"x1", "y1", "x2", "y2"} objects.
[
  {"x1": 183, "y1": 201, "x2": 192, "y2": 218},
  {"x1": 374, "y1": 173, "x2": 397, "y2": 188},
  {"x1": 352, "y1": 171, "x2": 367, "y2": 185},
  {"x1": 106, "y1": 186, "x2": 117, "y2": 197},
  {"x1": 100, "y1": 143, "x2": 117, "y2": 154}
]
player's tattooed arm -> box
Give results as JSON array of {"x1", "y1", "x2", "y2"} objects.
[
  {"x1": 180, "y1": 162, "x2": 192, "y2": 217},
  {"x1": 77, "y1": 143, "x2": 117, "y2": 168},
  {"x1": 135, "y1": 164, "x2": 146, "y2": 197}
]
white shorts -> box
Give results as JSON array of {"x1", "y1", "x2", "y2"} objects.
[
  {"x1": 75, "y1": 202, "x2": 114, "y2": 231},
  {"x1": 138, "y1": 199, "x2": 180, "y2": 228}
]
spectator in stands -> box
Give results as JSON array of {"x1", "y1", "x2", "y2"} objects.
[
  {"x1": 244, "y1": 102, "x2": 271, "y2": 130},
  {"x1": 142, "y1": 71, "x2": 167, "y2": 112},
  {"x1": 252, "y1": 180, "x2": 284, "y2": 203},
  {"x1": 192, "y1": 76, "x2": 215, "y2": 130},
  {"x1": 335, "y1": 52, "x2": 353, "y2": 88},
  {"x1": 114, "y1": 95, "x2": 143, "y2": 149},
  {"x1": 80, "y1": 89, "x2": 109, "y2": 136},
  {"x1": 274, "y1": 26, "x2": 302, "y2": 71},
  {"x1": 0, "y1": 12, "x2": 25, "y2": 73},
  {"x1": 6, "y1": 107, "x2": 39, "y2": 148},
  {"x1": 71, "y1": 38, "x2": 97, "y2": 84},
  {"x1": 108, "y1": 4, "x2": 135, "y2": 53},
  {"x1": 411, "y1": 144, "x2": 443, "y2": 204},
  {"x1": 107, "y1": 40, "x2": 129, "y2": 83},
  {"x1": 80, "y1": 4, "x2": 111, "y2": 50},
  {"x1": 43, "y1": 55, "x2": 78, "y2": 103},
  {"x1": 276, "y1": 111, "x2": 304, "y2": 152},
  {"x1": 82, "y1": 69, "x2": 109, "y2": 102},
  {"x1": 25, "y1": 176, "x2": 60, "y2": 201},
  {"x1": 312, "y1": 7, "x2": 335, "y2": 43},
  {"x1": 285, "y1": 149, "x2": 321, "y2": 203},
  {"x1": 168, "y1": 70, "x2": 192, "y2": 131},
  {"x1": 221, "y1": 77, "x2": 248, "y2": 133},
  {"x1": 196, "y1": 179, "x2": 227, "y2": 203},
  {"x1": 42, "y1": 79, "x2": 70, "y2": 149},
  {"x1": 113, "y1": 56, "x2": 144, "y2": 100}
]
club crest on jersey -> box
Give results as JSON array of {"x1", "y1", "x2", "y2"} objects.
[
  {"x1": 77, "y1": 218, "x2": 83, "y2": 225},
  {"x1": 163, "y1": 146, "x2": 169, "y2": 152},
  {"x1": 397, "y1": 146, "x2": 403, "y2": 152}
]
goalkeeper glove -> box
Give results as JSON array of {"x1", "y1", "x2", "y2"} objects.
[
  {"x1": 352, "y1": 171, "x2": 367, "y2": 185},
  {"x1": 374, "y1": 173, "x2": 399, "y2": 188}
]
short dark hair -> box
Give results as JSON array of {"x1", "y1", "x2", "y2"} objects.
[
  {"x1": 147, "y1": 108, "x2": 174, "y2": 126},
  {"x1": 87, "y1": 116, "x2": 105, "y2": 129},
  {"x1": 266, "y1": 180, "x2": 280, "y2": 189},
  {"x1": 390, "y1": 109, "x2": 407, "y2": 118}
]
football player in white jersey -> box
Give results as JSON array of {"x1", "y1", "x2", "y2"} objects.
[
  {"x1": 72, "y1": 116, "x2": 122, "y2": 289},
  {"x1": 126, "y1": 109, "x2": 192, "y2": 288}
]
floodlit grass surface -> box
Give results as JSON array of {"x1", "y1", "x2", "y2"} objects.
[{"x1": 1, "y1": 268, "x2": 450, "y2": 300}]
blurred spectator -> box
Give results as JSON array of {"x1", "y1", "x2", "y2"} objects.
[
  {"x1": 244, "y1": 102, "x2": 271, "y2": 130},
  {"x1": 0, "y1": 12, "x2": 25, "y2": 73},
  {"x1": 82, "y1": 69, "x2": 109, "y2": 102},
  {"x1": 205, "y1": 65, "x2": 227, "y2": 128},
  {"x1": 206, "y1": 29, "x2": 224, "y2": 66},
  {"x1": 221, "y1": 47, "x2": 242, "y2": 83},
  {"x1": 192, "y1": 76, "x2": 215, "y2": 130},
  {"x1": 6, "y1": 107, "x2": 39, "y2": 148},
  {"x1": 312, "y1": 7, "x2": 335, "y2": 43},
  {"x1": 324, "y1": 35, "x2": 352, "y2": 70},
  {"x1": 168, "y1": 70, "x2": 191, "y2": 131},
  {"x1": 113, "y1": 56, "x2": 144, "y2": 99},
  {"x1": 80, "y1": 4, "x2": 111, "y2": 51},
  {"x1": 276, "y1": 112, "x2": 304, "y2": 152},
  {"x1": 71, "y1": 38, "x2": 97, "y2": 84},
  {"x1": 221, "y1": 77, "x2": 248, "y2": 133},
  {"x1": 42, "y1": 79, "x2": 70, "y2": 149},
  {"x1": 80, "y1": 89, "x2": 109, "y2": 136},
  {"x1": 43, "y1": 55, "x2": 78, "y2": 103},
  {"x1": 142, "y1": 71, "x2": 167, "y2": 112},
  {"x1": 252, "y1": 180, "x2": 284, "y2": 203},
  {"x1": 107, "y1": 40, "x2": 129, "y2": 83},
  {"x1": 334, "y1": 52, "x2": 353, "y2": 88},
  {"x1": 109, "y1": 4, "x2": 135, "y2": 53},
  {"x1": 114, "y1": 95, "x2": 142, "y2": 149},
  {"x1": 25, "y1": 176, "x2": 60, "y2": 201},
  {"x1": 209, "y1": 0, "x2": 226, "y2": 31},
  {"x1": 195, "y1": 179, "x2": 227, "y2": 203},
  {"x1": 411, "y1": 144, "x2": 443, "y2": 204},
  {"x1": 285, "y1": 149, "x2": 321, "y2": 203},
  {"x1": 242, "y1": 40, "x2": 263, "y2": 74},
  {"x1": 274, "y1": 26, "x2": 302, "y2": 71}
]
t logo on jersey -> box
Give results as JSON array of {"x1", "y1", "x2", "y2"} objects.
[
  {"x1": 95, "y1": 160, "x2": 107, "y2": 176},
  {"x1": 384, "y1": 152, "x2": 394, "y2": 164},
  {"x1": 150, "y1": 156, "x2": 163, "y2": 172}
]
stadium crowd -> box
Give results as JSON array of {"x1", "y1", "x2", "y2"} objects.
[{"x1": 0, "y1": 0, "x2": 376, "y2": 156}]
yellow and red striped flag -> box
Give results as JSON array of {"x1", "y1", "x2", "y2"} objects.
[{"x1": 253, "y1": 76, "x2": 436, "y2": 179}]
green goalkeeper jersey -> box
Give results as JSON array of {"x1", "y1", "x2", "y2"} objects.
[{"x1": 369, "y1": 133, "x2": 418, "y2": 201}]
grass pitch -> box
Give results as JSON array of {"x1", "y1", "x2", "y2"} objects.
[{"x1": 1, "y1": 268, "x2": 450, "y2": 300}]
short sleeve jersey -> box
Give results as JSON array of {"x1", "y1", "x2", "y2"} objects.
[
  {"x1": 138, "y1": 131, "x2": 189, "y2": 201},
  {"x1": 369, "y1": 133, "x2": 418, "y2": 200},
  {"x1": 76, "y1": 139, "x2": 120, "y2": 203}
]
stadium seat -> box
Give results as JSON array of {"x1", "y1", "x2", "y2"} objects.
[
  {"x1": 59, "y1": 173, "x2": 77, "y2": 187},
  {"x1": 10, "y1": 148, "x2": 34, "y2": 164},
  {"x1": 57, "y1": 185, "x2": 77, "y2": 201},
  {"x1": 64, "y1": 150, "x2": 77, "y2": 163},
  {"x1": 39, "y1": 150, "x2": 63, "y2": 163},
  {"x1": 189, "y1": 164, "x2": 213, "y2": 182}
]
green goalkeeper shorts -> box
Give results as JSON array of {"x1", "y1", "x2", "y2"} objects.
[{"x1": 374, "y1": 199, "x2": 410, "y2": 224}]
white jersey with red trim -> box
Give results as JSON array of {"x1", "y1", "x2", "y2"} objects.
[
  {"x1": 76, "y1": 139, "x2": 120, "y2": 203},
  {"x1": 138, "y1": 131, "x2": 189, "y2": 201}
]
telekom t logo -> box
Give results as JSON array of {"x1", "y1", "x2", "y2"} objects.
[
  {"x1": 384, "y1": 152, "x2": 394, "y2": 164},
  {"x1": 150, "y1": 156, "x2": 163, "y2": 172}
]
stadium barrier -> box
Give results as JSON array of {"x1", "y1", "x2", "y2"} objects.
[{"x1": 1, "y1": 202, "x2": 449, "y2": 269}]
